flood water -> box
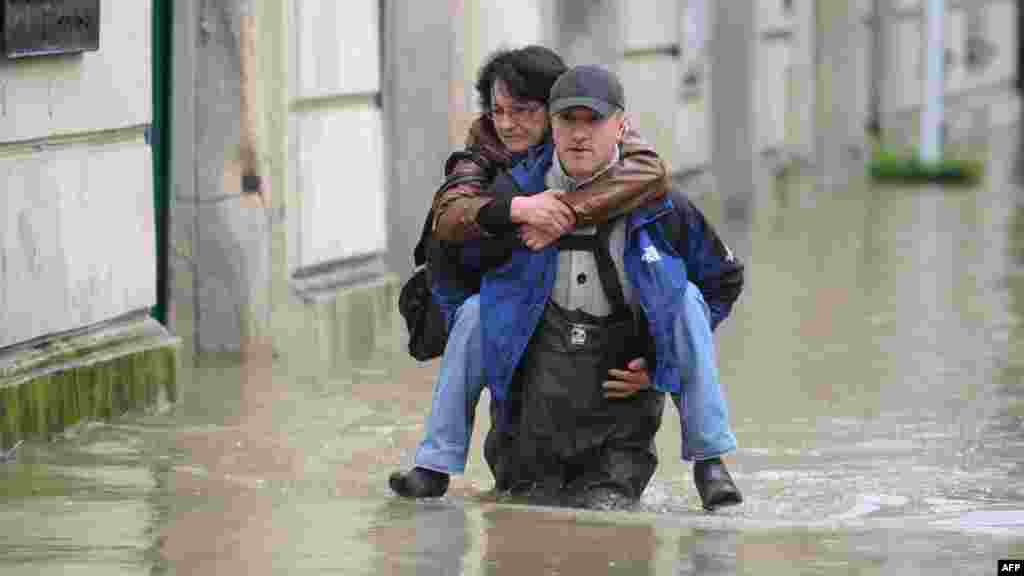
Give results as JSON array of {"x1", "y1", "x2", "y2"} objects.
[{"x1": 2, "y1": 127, "x2": 1024, "y2": 574}]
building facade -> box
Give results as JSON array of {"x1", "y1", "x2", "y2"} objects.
[
  {"x1": 2, "y1": 1, "x2": 1018, "y2": 446},
  {"x1": 1, "y1": 0, "x2": 178, "y2": 449},
  {"x1": 169, "y1": 0, "x2": 1020, "y2": 373}
]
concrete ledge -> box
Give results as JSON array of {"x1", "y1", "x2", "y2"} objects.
[{"x1": 0, "y1": 313, "x2": 179, "y2": 451}]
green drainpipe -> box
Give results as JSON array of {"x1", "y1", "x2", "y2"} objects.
[{"x1": 151, "y1": 0, "x2": 172, "y2": 326}]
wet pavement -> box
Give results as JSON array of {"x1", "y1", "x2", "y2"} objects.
[{"x1": 3, "y1": 127, "x2": 1024, "y2": 574}]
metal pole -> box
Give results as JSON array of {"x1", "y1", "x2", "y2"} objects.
[{"x1": 920, "y1": 0, "x2": 945, "y2": 164}]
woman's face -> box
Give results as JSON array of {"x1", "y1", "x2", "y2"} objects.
[{"x1": 489, "y1": 78, "x2": 549, "y2": 153}]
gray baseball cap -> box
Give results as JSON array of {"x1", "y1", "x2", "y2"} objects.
[{"x1": 548, "y1": 65, "x2": 625, "y2": 118}]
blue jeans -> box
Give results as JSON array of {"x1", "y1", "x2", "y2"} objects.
[
  {"x1": 670, "y1": 282, "x2": 738, "y2": 461},
  {"x1": 415, "y1": 294, "x2": 485, "y2": 474},
  {"x1": 414, "y1": 283, "x2": 737, "y2": 474}
]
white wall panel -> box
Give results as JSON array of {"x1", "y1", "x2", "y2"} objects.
[
  {"x1": 0, "y1": 155, "x2": 68, "y2": 347},
  {"x1": 892, "y1": 18, "x2": 923, "y2": 110},
  {"x1": 623, "y1": 0, "x2": 678, "y2": 48},
  {"x1": 0, "y1": 0, "x2": 151, "y2": 143},
  {"x1": 982, "y1": 2, "x2": 1017, "y2": 88},
  {"x1": 476, "y1": 1, "x2": 545, "y2": 54},
  {"x1": 1, "y1": 139, "x2": 154, "y2": 348},
  {"x1": 296, "y1": 107, "x2": 386, "y2": 268},
  {"x1": 67, "y1": 140, "x2": 155, "y2": 329},
  {"x1": 294, "y1": 0, "x2": 380, "y2": 99},
  {"x1": 461, "y1": 1, "x2": 546, "y2": 115},
  {"x1": 289, "y1": 0, "x2": 386, "y2": 273},
  {"x1": 759, "y1": 0, "x2": 792, "y2": 32},
  {"x1": 946, "y1": 8, "x2": 967, "y2": 94},
  {"x1": 620, "y1": 56, "x2": 682, "y2": 171},
  {"x1": 990, "y1": 92, "x2": 1022, "y2": 126},
  {"x1": 675, "y1": 97, "x2": 710, "y2": 171},
  {"x1": 758, "y1": 40, "x2": 789, "y2": 150}
]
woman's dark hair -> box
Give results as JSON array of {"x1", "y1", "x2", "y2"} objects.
[{"x1": 475, "y1": 45, "x2": 567, "y2": 113}]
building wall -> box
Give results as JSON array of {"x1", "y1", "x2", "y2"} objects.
[
  {"x1": 447, "y1": 0, "x2": 551, "y2": 145},
  {"x1": 289, "y1": 0, "x2": 387, "y2": 276},
  {"x1": 620, "y1": 0, "x2": 796, "y2": 175},
  {"x1": 0, "y1": 1, "x2": 155, "y2": 349},
  {"x1": 383, "y1": 1, "x2": 457, "y2": 278},
  {"x1": 172, "y1": 0, "x2": 441, "y2": 369},
  {"x1": 618, "y1": 0, "x2": 1020, "y2": 173},
  {"x1": 167, "y1": 0, "x2": 1021, "y2": 366},
  {"x1": 620, "y1": 0, "x2": 685, "y2": 171},
  {"x1": 877, "y1": 0, "x2": 1020, "y2": 146}
]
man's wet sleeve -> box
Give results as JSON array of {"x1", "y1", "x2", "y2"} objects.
[{"x1": 677, "y1": 195, "x2": 745, "y2": 330}]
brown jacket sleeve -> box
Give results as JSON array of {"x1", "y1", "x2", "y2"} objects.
[
  {"x1": 432, "y1": 120, "x2": 669, "y2": 243},
  {"x1": 431, "y1": 163, "x2": 492, "y2": 243},
  {"x1": 431, "y1": 118, "x2": 508, "y2": 243}
]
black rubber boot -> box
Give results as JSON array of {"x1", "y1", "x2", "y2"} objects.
[
  {"x1": 388, "y1": 467, "x2": 450, "y2": 498},
  {"x1": 693, "y1": 458, "x2": 742, "y2": 511}
]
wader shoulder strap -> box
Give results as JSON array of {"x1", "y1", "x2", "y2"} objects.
[{"x1": 594, "y1": 222, "x2": 628, "y2": 314}]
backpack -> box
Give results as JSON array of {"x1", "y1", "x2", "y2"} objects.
[
  {"x1": 397, "y1": 165, "x2": 492, "y2": 362},
  {"x1": 398, "y1": 209, "x2": 449, "y2": 361}
]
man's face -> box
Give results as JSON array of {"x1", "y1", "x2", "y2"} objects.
[
  {"x1": 551, "y1": 107, "x2": 625, "y2": 180},
  {"x1": 490, "y1": 79, "x2": 549, "y2": 154}
]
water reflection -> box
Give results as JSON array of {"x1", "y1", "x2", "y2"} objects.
[
  {"x1": 364, "y1": 501, "x2": 469, "y2": 576},
  {"x1": 684, "y1": 529, "x2": 739, "y2": 575},
  {"x1": 480, "y1": 507, "x2": 657, "y2": 575}
]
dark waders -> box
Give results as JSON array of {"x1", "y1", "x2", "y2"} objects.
[{"x1": 485, "y1": 223, "x2": 665, "y2": 504}]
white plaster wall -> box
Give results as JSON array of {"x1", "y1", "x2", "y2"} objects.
[
  {"x1": 758, "y1": 0, "x2": 791, "y2": 152},
  {"x1": 886, "y1": 1, "x2": 1018, "y2": 113},
  {"x1": 946, "y1": 8, "x2": 968, "y2": 94},
  {"x1": 891, "y1": 17, "x2": 923, "y2": 111},
  {"x1": 788, "y1": 0, "x2": 816, "y2": 160},
  {"x1": 0, "y1": 0, "x2": 154, "y2": 349},
  {"x1": 295, "y1": 0, "x2": 380, "y2": 98},
  {"x1": 622, "y1": 0, "x2": 686, "y2": 171},
  {"x1": 978, "y1": 1, "x2": 1017, "y2": 90},
  {"x1": 758, "y1": 0, "x2": 791, "y2": 31},
  {"x1": 855, "y1": 5, "x2": 873, "y2": 137},
  {"x1": 476, "y1": 1, "x2": 545, "y2": 54},
  {"x1": 623, "y1": 0, "x2": 677, "y2": 48},
  {"x1": 675, "y1": 97, "x2": 710, "y2": 172},
  {"x1": 460, "y1": 1, "x2": 546, "y2": 116},
  {"x1": 296, "y1": 107, "x2": 385, "y2": 266},
  {"x1": 624, "y1": 0, "x2": 797, "y2": 171},
  {"x1": 677, "y1": 0, "x2": 712, "y2": 171},
  {"x1": 289, "y1": 0, "x2": 386, "y2": 271},
  {"x1": 0, "y1": 138, "x2": 155, "y2": 348},
  {"x1": 0, "y1": 1, "x2": 151, "y2": 143},
  {"x1": 620, "y1": 56, "x2": 682, "y2": 170},
  {"x1": 758, "y1": 39, "x2": 790, "y2": 151}
]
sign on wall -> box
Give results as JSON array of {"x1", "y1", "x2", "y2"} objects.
[{"x1": 2, "y1": 0, "x2": 100, "y2": 59}]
